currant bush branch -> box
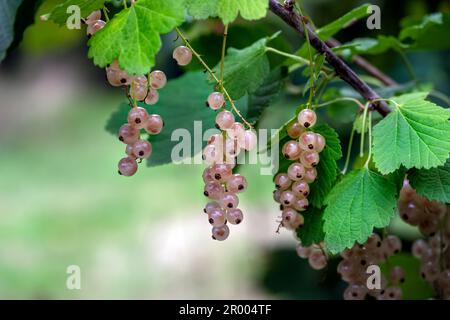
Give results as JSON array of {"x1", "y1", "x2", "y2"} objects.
[
  {"x1": 175, "y1": 27, "x2": 253, "y2": 129},
  {"x1": 268, "y1": 0, "x2": 391, "y2": 117}
]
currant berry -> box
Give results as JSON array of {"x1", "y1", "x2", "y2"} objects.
[
  {"x1": 274, "y1": 173, "x2": 291, "y2": 191},
  {"x1": 226, "y1": 174, "x2": 248, "y2": 193},
  {"x1": 298, "y1": 108, "x2": 317, "y2": 128},
  {"x1": 204, "y1": 181, "x2": 224, "y2": 200},
  {"x1": 85, "y1": 10, "x2": 101, "y2": 25},
  {"x1": 143, "y1": 88, "x2": 159, "y2": 105},
  {"x1": 296, "y1": 244, "x2": 311, "y2": 258},
  {"x1": 280, "y1": 190, "x2": 296, "y2": 207},
  {"x1": 227, "y1": 122, "x2": 245, "y2": 141},
  {"x1": 242, "y1": 130, "x2": 257, "y2": 151},
  {"x1": 287, "y1": 162, "x2": 305, "y2": 181},
  {"x1": 129, "y1": 84, "x2": 148, "y2": 102},
  {"x1": 315, "y1": 133, "x2": 326, "y2": 153},
  {"x1": 149, "y1": 70, "x2": 167, "y2": 89},
  {"x1": 298, "y1": 132, "x2": 318, "y2": 151},
  {"x1": 118, "y1": 157, "x2": 138, "y2": 176},
  {"x1": 287, "y1": 121, "x2": 304, "y2": 139},
  {"x1": 87, "y1": 20, "x2": 105, "y2": 36},
  {"x1": 308, "y1": 248, "x2": 327, "y2": 270},
  {"x1": 202, "y1": 145, "x2": 220, "y2": 165},
  {"x1": 390, "y1": 266, "x2": 405, "y2": 284},
  {"x1": 412, "y1": 239, "x2": 428, "y2": 259},
  {"x1": 202, "y1": 167, "x2": 215, "y2": 183},
  {"x1": 208, "y1": 208, "x2": 227, "y2": 227},
  {"x1": 303, "y1": 167, "x2": 317, "y2": 183},
  {"x1": 226, "y1": 208, "x2": 244, "y2": 225},
  {"x1": 282, "y1": 140, "x2": 301, "y2": 160},
  {"x1": 224, "y1": 138, "x2": 241, "y2": 160},
  {"x1": 132, "y1": 139, "x2": 152, "y2": 159},
  {"x1": 172, "y1": 46, "x2": 193, "y2": 66},
  {"x1": 118, "y1": 124, "x2": 140, "y2": 144},
  {"x1": 211, "y1": 164, "x2": 232, "y2": 182},
  {"x1": 292, "y1": 180, "x2": 309, "y2": 197},
  {"x1": 125, "y1": 144, "x2": 136, "y2": 159},
  {"x1": 292, "y1": 197, "x2": 309, "y2": 212},
  {"x1": 207, "y1": 92, "x2": 225, "y2": 110},
  {"x1": 299, "y1": 150, "x2": 320, "y2": 168},
  {"x1": 212, "y1": 224, "x2": 230, "y2": 241},
  {"x1": 273, "y1": 190, "x2": 281, "y2": 203},
  {"x1": 343, "y1": 284, "x2": 367, "y2": 300},
  {"x1": 144, "y1": 114, "x2": 164, "y2": 135},
  {"x1": 219, "y1": 193, "x2": 239, "y2": 209},
  {"x1": 281, "y1": 208, "x2": 300, "y2": 230},
  {"x1": 215, "y1": 110, "x2": 235, "y2": 130},
  {"x1": 204, "y1": 201, "x2": 221, "y2": 214},
  {"x1": 383, "y1": 235, "x2": 402, "y2": 256},
  {"x1": 128, "y1": 107, "x2": 149, "y2": 128},
  {"x1": 106, "y1": 68, "x2": 131, "y2": 87}
]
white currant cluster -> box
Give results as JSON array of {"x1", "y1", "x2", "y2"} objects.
[
  {"x1": 336, "y1": 234, "x2": 404, "y2": 300},
  {"x1": 296, "y1": 242, "x2": 328, "y2": 270},
  {"x1": 202, "y1": 93, "x2": 257, "y2": 241},
  {"x1": 117, "y1": 107, "x2": 164, "y2": 176},
  {"x1": 273, "y1": 109, "x2": 325, "y2": 231},
  {"x1": 85, "y1": 10, "x2": 106, "y2": 37},
  {"x1": 399, "y1": 181, "x2": 450, "y2": 298}
]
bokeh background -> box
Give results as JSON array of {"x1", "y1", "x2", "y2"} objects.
[{"x1": 0, "y1": 0, "x2": 449, "y2": 299}]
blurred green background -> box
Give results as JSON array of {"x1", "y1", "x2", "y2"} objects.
[{"x1": 0, "y1": 0, "x2": 449, "y2": 299}]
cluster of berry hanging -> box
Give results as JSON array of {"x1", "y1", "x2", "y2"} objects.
[
  {"x1": 202, "y1": 95, "x2": 257, "y2": 241},
  {"x1": 82, "y1": 9, "x2": 170, "y2": 176},
  {"x1": 273, "y1": 109, "x2": 325, "y2": 231},
  {"x1": 399, "y1": 181, "x2": 450, "y2": 298}
]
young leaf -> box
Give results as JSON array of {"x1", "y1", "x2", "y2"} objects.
[
  {"x1": 336, "y1": 36, "x2": 406, "y2": 55},
  {"x1": 88, "y1": 0, "x2": 184, "y2": 75},
  {"x1": 373, "y1": 92, "x2": 450, "y2": 174},
  {"x1": 296, "y1": 206, "x2": 325, "y2": 246},
  {"x1": 323, "y1": 168, "x2": 398, "y2": 254},
  {"x1": 217, "y1": 37, "x2": 271, "y2": 100},
  {"x1": 185, "y1": 0, "x2": 268, "y2": 24},
  {"x1": 0, "y1": 0, "x2": 23, "y2": 61},
  {"x1": 47, "y1": 0, "x2": 105, "y2": 26},
  {"x1": 409, "y1": 158, "x2": 450, "y2": 203}
]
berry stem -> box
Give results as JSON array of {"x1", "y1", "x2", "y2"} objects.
[
  {"x1": 122, "y1": 0, "x2": 127, "y2": 9},
  {"x1": 315, "y1": 97, "x2": 365, "y2": 111},
  {"x1": 396, "y1": 49, "x2": 417, "y2": 83},
  {"x1": 342, "y1": 127, "x2": 355, "y2": 175},
  {"x1": 219, "y1": 24, "x2": 228, "y2": 92},
  {"x1": 364, "y1": 111, "x2": 373, "y2": 168},
  {"x1": 359, "y1": 102, "x2": 370, "y2": 157},
  {"x1": 102, "y1": 7, "x2": 110, "y2": 21},
  {"x1": 175, "y1": 27, "x2": 253, "y2": 129}
]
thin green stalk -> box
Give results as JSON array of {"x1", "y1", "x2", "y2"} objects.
[
  {"x1": 315, "y1": 97, "x2": 365, "y2": 110},
  {"x1": 360, "y1": 103, "x2": 370, "y2": 157},
  {"x1": 219, "y1": 24, "x2": 228, "y2": 92},
  {"x1": 342, "y1": 127, "x2": 355, "y2": 175},
  {"x1": 397, "y1": 49, "x2": 417, "y2": 82},
  {"x1": 123, "y1": 0, "x2": 128, "y2": 9},
  {"x1": 266, "y1": 47, "x2": 310, "y2": 65},
  {"x1": 102, "y1": 7, "x2": 110, "y2": 21},
  {"x1": 364, "y1": 111, "x2": 373, "y2": 168}
]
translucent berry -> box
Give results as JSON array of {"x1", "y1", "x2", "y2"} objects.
[
  {"x1": 378, "y1": 287, "x2": 402, "y2": 300},
  {"x1": 282, "y1": 140, "x2": 301, "y2": 160},
  {"x1": 227, "y1": 208, "x2": 244, "y2": 225},
  {"x1": 287, "y1": 162, "x2": 305, "y2": 181},
  {"x1": 315, "y1": 133, "x2": 326, "y2": 153},
  {"x1": 149, "y1": 70, "x2": 167, "y2": 89},
  {"x1": 308, "y1": 249, "x2": 327, "y2": 270},
  {"x1": 303, "y1": 167, "x2": 317, "y2": 183},
  {"x1": 287, "y1": 121, "x2": 304, "y2": 139},
  {"x1": 125, "y1": 144, "x2": 136, "y2": 159},
  {"x1": 343, "y1": 284, "x2": 367, "y2": 300},
  {"x1": 208, "y1": 209, "x2": 227, "y2": 227},
  {"x1": 132, "y1": 139, "x2": 152, "y2": 159},
  {"x1": 118, "y1": 157, "x2": 138, "y2": 176},
  {"x1": 226, "y1": 174, "x2": 248, "y2": 193},
  {"x1": 298, "y1": 132, "x2": 318, "y2": 151},
  {"x1": 128, "y1": 107, "x2": 149, "y2": 128},
  {"x1": 242, "y1": 130, "x2": 258, "y2": 151},
  {"x1": 292, "y1": 197, "x2": 309, "y2": 212},
  {"x1": 390, "y1": 266, "x2": 405, "y2": 285},
  {"x1": 215, "y1": 110, "x2": 235, "y2": 130},
  {"x1": 118, "y1": 124, "x2": 140, "y2": 144},
  {"x1": 144, "y1": 114, "x2": 164, "y2": 135},
  {"x1": 274, "y1": 173, "x2": 291, "y2": 191},
  {"x1": 204, "y1": 201, "x2": 221, "y2": 214},
  {"x1": 144, "y1": 88, "x2": 159, "y2": 105},
  {"x1": 227, "y1": 122, "x2": 245, "y2": 141},
  {"x1": 202, "y1": 167, "x2": 215, "y2": 183},
  {"x1": 296, "y1": 244, "x2": 311, "y2": 258},
  {"x1": 419, "y1": 218, "x2": 439, "y2": 237},
  {"x1": 298, "y1": 108, "x2": 317, "y2": 128},
  {"x1": 85, "y1": 10, "x2": 101, "y2": 25},
  {"x1": 299, "y1": 150, "x2": 320, "y2": 168},
  {"x1": 204, "y1": 181, "x2": 224, "y2": 200},
  {"x1": 224, "y1": 138, "x2": 241, "y2": 160},
  {"x1": 280, "y1": 190, "x2": 296, "y2": 207},
  {"x1": 273, "y1": 190, "x2": 281, "y2": 203},
  {"x1": 87, "y1": 20, "x2": 105, "y2": 36},
  {"x1": 281, "y1": 208, "x2": 302, "y2": 230},
  {"x1": 212, "y1": 224, "x2": 230, "y2": 241},
  {"x1": 106, "y1": 68, "x2": 131, "y2": 87},
  {"x1": 172, "y1": 46, "x2": 192, "y2": 66},
  {"x1": 211, "y1": 163, "x2": 232, "y2": 182},
  {"x1": 129, "y1": 84, "x2": 148, "y2": 102},
  {"x1": 292, "y1": 180, "x2": 309, "y2": 198},
  {"x1": 412, "y1": 239, "x2": 428, "y2": 259},
  {"x1": 202, "y1": 145, "x2": 220, "y2": 165},
  {"x1": 219, "y1": 193, "x2": 239, "y2": 209},
  {"x1": 383, "y1": 235, "x2": 402, "y2": 256},
  {"x1": 207, "y1": 92, "x2": 225, "y2": 110}
]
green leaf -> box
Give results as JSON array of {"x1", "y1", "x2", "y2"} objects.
[
  {"x1": 185, "y1": 0, "x2": 268, "y2": 24},
  {"x1": 409, "y1": 158, "x2": 450, "y2": 203},
  {"x1": 0, "y1": 0, "x2": 23, "y2": 61},
  {"x1": 106, "y1": 70, "x2": 283, "y2": 166},
  {"x1": 296, "y1": 207, "x2": 325, "y2": 246},
  {"x1": 308, "y1": 124, "x2": 342, "y2": 208},
  {"x1": 337, "y1": 36, "x2": 405, "y2": 55},
  {"x1": 88, "y1": 0, "x2": 184, "y2": 75},
  {"x1": 400, "y1": 12, "x2": 450, "y2": 50},
  {"x1": 373, "y1": 92, "x2": 450, "y2": 174},
  {"x1": 218, "y1": 37, "x2": 271, "y2": 100},
  {"x1": 47, "y1": 0, "x2": 106, "y2": 26},
  {"x1": 323, "y1": 168, "x2": 398, "y2": 254}
]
